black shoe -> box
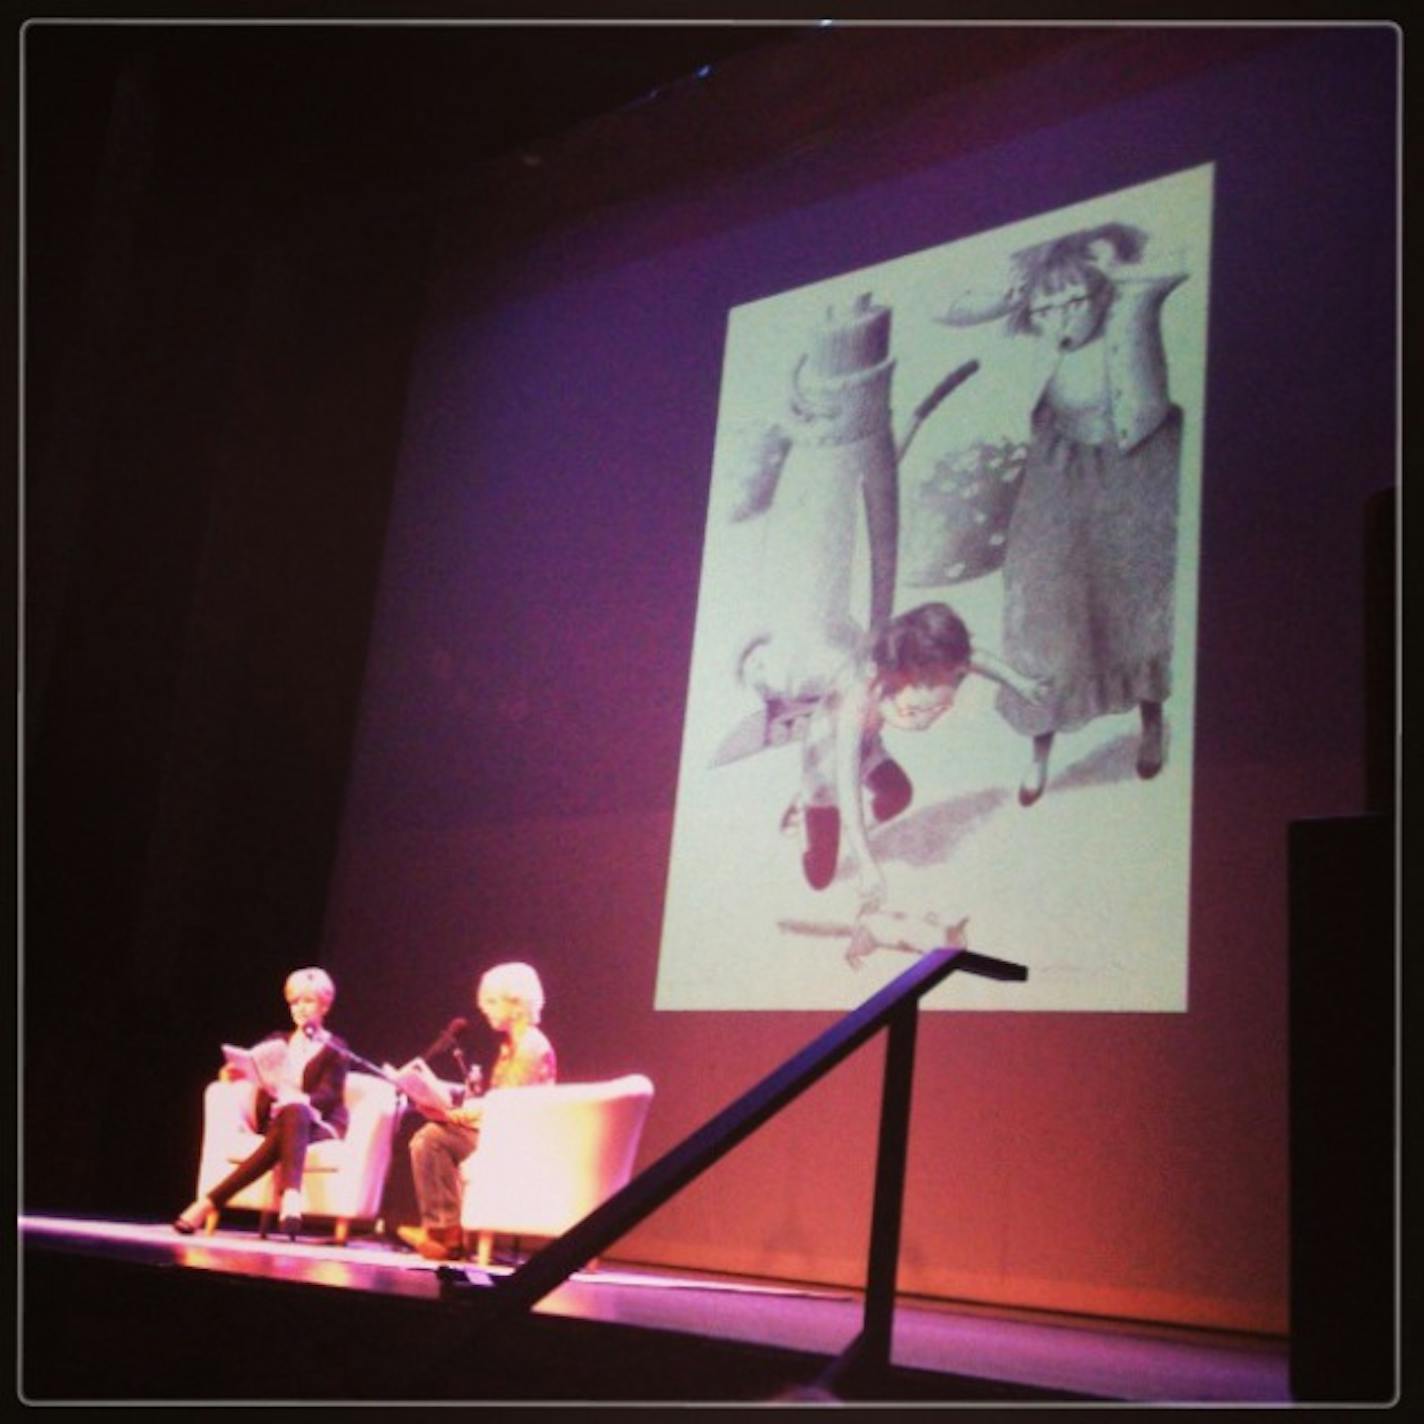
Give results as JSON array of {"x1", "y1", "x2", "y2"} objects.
[
  {"x1": 172, "y1": 1216, "x2": 197, "y2": 1235},
  {"x1": 279, "y1": 1214, "x2": 302, "y2": 1240}
]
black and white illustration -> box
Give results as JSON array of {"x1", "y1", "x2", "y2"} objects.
[{"x1": 657, "y1": 165, "x2": 1212, "y2": 1011}]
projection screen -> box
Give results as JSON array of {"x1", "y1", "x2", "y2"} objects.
[{"x1": 656, "y1": 163, "x2": 1213, "y2": 1012}]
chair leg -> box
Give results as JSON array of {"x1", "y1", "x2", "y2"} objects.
[
  {"x1": 476, "y1": 1231, "x2": 493, "y2": 1267},
  {"x1": 258, "y1": 1210, "x2": 273, "y2": 1239},
  {"x1": 334, "y1": 1219, "x2": 350, "y2": 1246},
  {"x1": 203, "y1": 1209, "x2": 220, "y2": 1236}
]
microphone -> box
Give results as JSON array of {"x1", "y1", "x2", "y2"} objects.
[
  {"x1": 419, "y1": 1016, "x2": 468, "y2": 1063},
  {"x1": 451, "y1": 1045, "x2": 483, "y2": 1096}
]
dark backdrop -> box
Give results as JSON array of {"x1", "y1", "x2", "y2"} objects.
[{"x1": 20, "y1": 20, "x2": 800, "y2": 1214}]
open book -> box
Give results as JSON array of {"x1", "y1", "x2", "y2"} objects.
[
  {"x1": 221, "y1": 1038, "x2": 292, "y2": 1096},
  {"x1": 382, "y1": 1057, "x2": 465, "y2": 1124}
]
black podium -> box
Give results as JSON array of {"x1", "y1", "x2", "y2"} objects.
[{"x1": 1287, "y1": 812, "x2": 1396, "y2": 1403}]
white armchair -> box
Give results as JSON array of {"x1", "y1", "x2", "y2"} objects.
[
  {"x1": 459, "y1": 1074, "x2": 655, "y2": 1267},
  {"x1": 195, "y1": 1070, "x2": 400, "y2": 1243}
]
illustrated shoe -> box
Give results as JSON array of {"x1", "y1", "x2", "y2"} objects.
[
  {"x1": 1136, "y1": 725, "x2": 1166, "y2": 779},
  {"x1": 173, "y1": 1197, "x2": 214, "y2": 1235},
  {"x1": 802, "y1": 805, "x2": 841, "y2": 890},
  {"x1": 1019, "y1": 732, "x2": 1055, "y2": 807},
  {"x1": 866, "y1": 759, "x2": 913, "y2": 823},
  {"x1": 1018, "y1": 760, "x2": 1048, "y2": 807}
]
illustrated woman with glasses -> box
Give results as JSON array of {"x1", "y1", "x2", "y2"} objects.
[{"x1": 941, "y1": 222, "x2": 1189, "y2": 806}]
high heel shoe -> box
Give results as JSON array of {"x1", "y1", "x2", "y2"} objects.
[
  {"x1": 173, "y1": 1197, "x2": 214, "y2": 1235},
  {"x1": 278, "y1": 1187, "x2": 303, "y2": 1241}
]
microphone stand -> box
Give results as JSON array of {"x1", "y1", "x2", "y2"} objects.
[
  {"x1": 329, "y1": 1035, "x2": 477, "y2": 1124},
  {"x1": 331, "y1": 1042, "x2": 396, "y2": 1082},
  {"x1": 316, "y1": 1038, "x2": 413, "y2": 1240}
]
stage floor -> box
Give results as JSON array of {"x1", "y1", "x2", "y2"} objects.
[{"x1": 20, "y1": 1213, "x2": 1290, "y2": 1404}]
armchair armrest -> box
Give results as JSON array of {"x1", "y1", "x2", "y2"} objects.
[
  {"x1": 205, "y1": 1075, "x2": 260, "y2": 1132},
  {"x1": 196, "y1": 1076, "x2": 262, "y2": 1199}
]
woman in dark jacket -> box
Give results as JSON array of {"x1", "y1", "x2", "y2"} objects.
[{"x1": 173, "y1": 966, "x2": 348, "y2": 1239}]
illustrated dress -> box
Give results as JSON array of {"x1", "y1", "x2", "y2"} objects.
[{"x1": 994, "y1": 270, "x2": 1187, "y2": 739}]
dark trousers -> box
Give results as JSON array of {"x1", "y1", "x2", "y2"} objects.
[{"x1": 208, "y1": 1103, "x2": 325, "y2": 1206}]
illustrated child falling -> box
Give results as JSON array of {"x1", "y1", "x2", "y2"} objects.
[{"x1": 736, "y1": 601, "x2": 1045, "y2": 910}]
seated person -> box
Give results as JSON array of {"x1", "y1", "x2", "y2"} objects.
[
  {"x1": 397, "y1": 960, "x2": 556, "y2": 1262},
  {"x1": 173, "y1": 966, "x2": 349, "y2": 1239}
]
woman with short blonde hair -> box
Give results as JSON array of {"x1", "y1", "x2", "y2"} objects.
[
  {"x1": 476, "y1": 961, "x2": 545, "y2": 1025},
  {"x1": 173, "y1": 966, "x2": 349, "y2": 1239},
  {"x1": 284, "y1": 966, "x2": 335, "y2": 1009},
  {"x1": 399, "y1": 959, "x2": 557, "y2": 1262}
]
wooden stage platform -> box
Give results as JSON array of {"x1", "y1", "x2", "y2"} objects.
[{"x1": 19, "y1": 1213, "x2": 1290, "y2": 1405}]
